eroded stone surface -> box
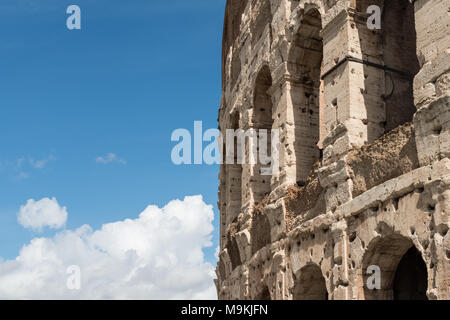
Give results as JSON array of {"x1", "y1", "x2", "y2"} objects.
[{"x1": 217, "y1": 0, "x2": 449, "y2": 300}]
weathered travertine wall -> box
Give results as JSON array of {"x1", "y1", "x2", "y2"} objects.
[{"x1": 216, "y1": 0, "x2": 449, "y2": 300}]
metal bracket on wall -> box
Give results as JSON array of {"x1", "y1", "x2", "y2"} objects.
[{"x1": 321, "y1": 55, "x2": 415, "y2": 80}]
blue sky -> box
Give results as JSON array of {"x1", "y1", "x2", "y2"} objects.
[{"x1": 0, "y1": 0, "x2": 224, "y2": 270}]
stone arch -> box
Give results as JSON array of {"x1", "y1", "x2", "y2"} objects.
[
  {"x1": 290, "y1": 2, "x2": 326, "y2": 33},
  {"x1": 293, "y1": 263, "x2": 328, "y2": 300},
  {"x1": 253, "y1": 65, "x2": 274, "y2": 129},
  {"x1": 380, "y1": 0, "x2": 419, "y2": 131},
  {"x1": 362, "y1": 235, "x2": 428, "y2": 300},
  {"x1": 224, "y1": 111, "x2": 243, "y2": 226},
  {"x1": 288, "y1": 7, "x2": 324, "y2": 186},
  {"x1": 222, "y1": 0, "x2": 249, "y2": 89},
  {"x1": 246, "y1": 65, "x2": 274, "y2": 207},
  {"x1": 354, "y1": 0, "x2": 419, "y2": 140},
  {"x1": 250, "y1": 0, "x2": 273, "y2": 48}
]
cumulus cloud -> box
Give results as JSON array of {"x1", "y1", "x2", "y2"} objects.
[
  {"x1": 17, "y1": 198, "x2": 68, "y2": 232},
  {"x1": 0, "y1": 196, "x2": 217, "y2": 300},
  {"x1": 96, "y1": 153, "x2": 126, "y2": 165}
]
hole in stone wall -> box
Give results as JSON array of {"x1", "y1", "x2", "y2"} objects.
[
  {"x1": 437, "y1": 224, "x2": 449, "y2": 237},
  {"x1": 393, "y1": 198, "x2": 400, "y2": 211},
  {"x1": 331, "y1": 98, "x2": 338, "y2": 107},
  {"x1": 356, "y1": 0, "x2": 419, "y2": 140},
  {"x1": 433, "y1": 125, "x2": 442, "y2": 135},
  {"x1": 255, "y1": 286, "x2": 272, "y2": 300}
]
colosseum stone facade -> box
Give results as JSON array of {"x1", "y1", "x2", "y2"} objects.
[{"x1": 215, "y1": 0, "x2": 450, "y2": 300}]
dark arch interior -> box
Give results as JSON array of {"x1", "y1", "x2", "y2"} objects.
[
  {"x1": 225, "y1": 112, "x2": 242, "y2": 225},
  {"x1": 293, "y1": 264, "x2": 328, "y2": 300},
  {"x1": 393, "y1": 246, "x2": 428, "y2": 300},
  {"x1": 381, "y1": 0, "x2": 420, "y2": 132},
  {"x1": 362, "y1": 236, "x2": 428, "y2": 300},
  {"x1": 288, "y1": 8, "x2": 323, "y2": 185},
  {"x1": 253, "y1": 66, "x2": 274, "y2": 129},
  {"x1": 251, "y1": 66, "x2": 274, "y2": 204},
  {"x1": 255, "y1": 286, "x2": 271, "y2": 300},
  {"x1": 356, "y1": 0, "x2": 420, "y2": 142}
]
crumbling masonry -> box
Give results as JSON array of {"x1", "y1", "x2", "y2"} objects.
[{"x1": 216, "y1": 0, "x2": 450, "y2": 300}]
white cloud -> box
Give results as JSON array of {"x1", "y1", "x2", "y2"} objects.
[
  {"x1": 0, "y1": 196, "x2": 217, "y2": 300},
  {"x1": 0, "y1": 154, "x2": 56, "y2": 180},
  {"x1": 96, "y1": 153, "x2": 126, "y2": 165},
  {"x1": 18, "y1": 198, "x2": 68, "y2": 232},
  {"x1": 15, "y1": 172, "x2": 30, "y2": 181},
  {"x1": 29, "y1": 155, "x2": 55, "y2": 169},
  {"x1": 215, "y1": 246, "x2": 220, "y2": 260}
]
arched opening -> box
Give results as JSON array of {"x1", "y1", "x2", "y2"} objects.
[
  {"x1": 293, "y1": 264, "x2": 328, "y2": 300},
  {"x1": 250, "y1": 66, "x2": 274, "y2": 205},
  {"x1": 288, "y1": 8, "x2": 323, "y2": 186},
  {"x1": 253, "y1": 66, "x2": 274, "y2": 130},
  {"x1": 393, "y1": 246, "x2": 428, "y2": 300},
  {"x1": 362, "y1": 235, "x2": 428, "y2": 300},
  {"x1": 225, "y1": 112, "x2": 243, "y2": 225},
  {"x1": 222, "y1": 0, "x2": 248, "y2": 90},
  {"x1": 355, "y1": 0, "x2": 420, "y2": 141},
  {"x1": 380, "y1": 0, "x2": 420, "y2": 132}
]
